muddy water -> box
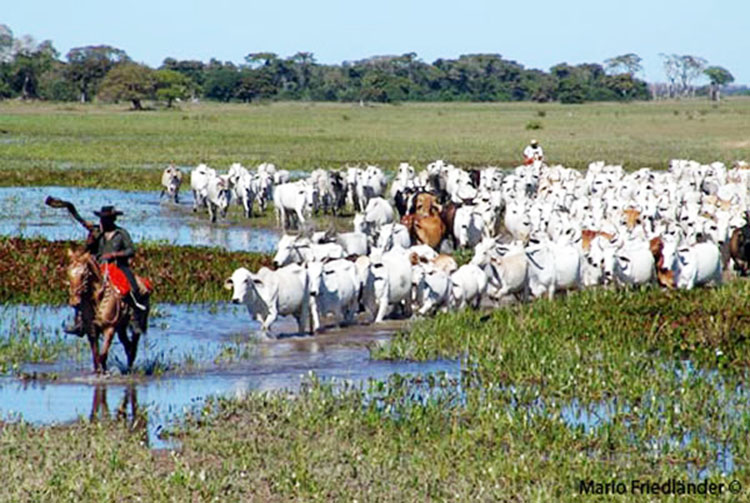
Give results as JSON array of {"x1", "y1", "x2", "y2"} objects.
[
  {"x1": 0, "y1": 186, "x2": 279, "y2": 252},
  {"x1": 0, "y1": 304, "x2": 458, "y2": 448}
]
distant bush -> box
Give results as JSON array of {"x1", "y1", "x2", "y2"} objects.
[{"x1": 526, "y1": 120, "x2": 543, "y2": 130}]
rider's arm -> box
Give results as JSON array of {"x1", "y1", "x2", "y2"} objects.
[{"x1": 113, "y1": 229, "x2": 136, "y2": 260}]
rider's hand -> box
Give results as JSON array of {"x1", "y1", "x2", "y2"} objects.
[{"x1": 101, "y1": 252, "x2": 116, "y2": 261}]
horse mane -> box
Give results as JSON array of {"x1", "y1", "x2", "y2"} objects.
[{"x1": 68, "y1": 248, "x2": 102, "y2": 283}]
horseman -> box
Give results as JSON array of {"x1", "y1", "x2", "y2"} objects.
[
  {"x1": 523, "y1": 139, "x2": 544, "y2": 165},
  {"x1": 64, "y1": 205, "x2": 146, "y2": 336}
]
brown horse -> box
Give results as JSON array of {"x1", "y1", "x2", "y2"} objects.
[{"x1": 67, "y1": 249, "x2": 151, "y2": 374}]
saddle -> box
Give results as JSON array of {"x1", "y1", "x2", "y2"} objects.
[{"x1": 100, "y1": 263, "x2": 152, "y2": 297}]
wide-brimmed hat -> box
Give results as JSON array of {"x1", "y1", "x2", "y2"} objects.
[
  {"x1": 530, "y1": 139, "x2": 539, "y2": 146},
  {"x1": 94, "y1": 205, "x2": 123, "y2": 218}
]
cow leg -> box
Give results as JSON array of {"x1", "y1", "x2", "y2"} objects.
[
  {"x1": 192, "y1": 190, "x2": 199, "y2": 212},
  {"x1": 209, "y1": 202, "x2": 217, "y2": 223},
  {"x1": 261, "y1": 310, "x2": 278, "y2": 332},
  {"x1": 375, "y1": 296, "x2": 390, "y2": 323},
  {"x1": 309, "y1": 299, "x2": 321, "y2": 333},
  {"x1": 174, "y1": 191, "x2": 179, "y2": 204},
  {"x1": 159, "y1": 189, "x2": 165, "y2": 199}
]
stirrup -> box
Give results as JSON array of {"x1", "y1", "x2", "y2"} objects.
[{"x1": 129, "y1": 291, "x2": 147, "y2": 311}]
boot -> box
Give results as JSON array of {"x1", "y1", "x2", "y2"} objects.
[{"x1": 63, "y1": 311, "x2": 84, "y2": 337}]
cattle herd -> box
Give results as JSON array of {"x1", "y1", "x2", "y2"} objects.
[{"x1": 161, "y1": 157, "x2": 750, "y2": 334}]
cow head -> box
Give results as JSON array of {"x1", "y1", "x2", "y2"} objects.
[
  {"x1": 224, "y1": 267, "x2": 257, "y2": 304},
  {"x1": 273, "y1": 234, "x2": 309, "y2": 267}
]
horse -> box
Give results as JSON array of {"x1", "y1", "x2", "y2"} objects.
[{"x1": 67, "y1": 249, "x2": 151, "y2": 374}]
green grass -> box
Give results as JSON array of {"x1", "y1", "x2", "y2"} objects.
[
  {"x1": 3, "y1": 282, "x2": 750, "y2": 501},
  {"x1": 0, "y1": 311, "x2": 83, "y2": 374},
  {"x1": 1, "y1": 100, "x2": 749, "y2": 190}
]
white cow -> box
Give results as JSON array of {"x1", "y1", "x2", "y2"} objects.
[
  {"x1": 376, "y1": 223, "x2": 412, "y2": 250},
  {"x1": 206, "y1": 174, "x2": 232, "y2": 222},
  {"x1": 525, "y1": 237, "x2": 582, "y2": 300},
  {"x1": 357, "y1": 165, "x2": 387, "y2": 212},
  {"x1": 274, "y1": 181, "x2": 314, "y2": 229},
  {"x1": 410, "y1": 257, "x2": 452, "y2": 316},
  {"x1": 228, "y1": 164, "x2": 256, "y2": 218},
  {"x1": 224, "y1": 265, "x2": 312, "y2": 334},
  {"x1": 160, "y1": 164, "x2": 183, "y2": 203},
  {"x1": 273, "y1": 234, "x2": 344, "y2": 267},
  {"x1": 450, "y1": 264, "x2": 488, "y2": 309},
  {"x1": 674, "y1": 242, "x2": 723, "y2": 290},
  {"x1": 307, "y1": 259, "x2": 360, "y2": 331},
  {"x1": 365, "y1": 247, "x2": 413, "y2": 322},
  {"x1": 453, "y1": 205, "x2": 486, "y2": 249},
  {"x1": 354, "y1": 197, "x2": 395, "y2": 238},
  {"x1": 471, "y1": 238, "x2": 529, "y2": 302},
  {"x1": 190, "y1": 164, "x2": 214, "y2": 212}
]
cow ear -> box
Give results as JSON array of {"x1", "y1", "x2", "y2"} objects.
[
  {"x1": 223, "y1": 279, "x2": 233, "y2": 290},
  {"x1": 618, "y1": 255, "x2": 630, "y2": 263}
]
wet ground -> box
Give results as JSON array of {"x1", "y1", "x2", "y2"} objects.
[
  {"x1": 0, "y1": 303, "x2": 457, "y2": 448},
  {"x1": 0, "y1": 186, "x2": 280, "y2": 252}
]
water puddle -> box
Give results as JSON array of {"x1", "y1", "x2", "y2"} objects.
[
  {"x1": 0, "y1": 186, "x2": 279, "y2": 252},
  {"x1": 0, "y1": 303, "x2": 458, "y2": 448}
]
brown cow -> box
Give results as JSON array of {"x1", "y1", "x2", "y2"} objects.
[
  {"x1": 409, "y1": 251, "x2": 457, "y2": 274},
  {"x1": 581, "y1": 230, "x2": 615, "y2": 252},
  {"x1": 729, "y1": 226, "x2": 750, "y2": 276},
  {"x1": 649, "y1": 237, "x2": 675, "y2": 288},
  {"x1": 402, "y1": 213, "x2": 445, "y2": 250},
  {"x1": 622, "y1": 208, "x2": 642, "y2": 230},
  {"x1": 414, "y1": 193, "x2": 441, "y2": 217}
]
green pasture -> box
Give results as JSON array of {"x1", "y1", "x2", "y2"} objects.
[
  {"x1": 1, "y1": 99, "x2": 749, "y2": 190},
  {"x1": 3, "y1": 281, "x2": 750, "y2": 501}
]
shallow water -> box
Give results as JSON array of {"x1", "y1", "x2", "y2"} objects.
[
  {"x1": 0, "y1": 303, "x2": 458, "y2": 448},
  {"x1": 0, "y1": 186, "x2": 279, "y2": 252}
]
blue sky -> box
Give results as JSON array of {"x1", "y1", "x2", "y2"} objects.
[{"x1": 4, "y1": 0, "x2": 748, "y2": 84}]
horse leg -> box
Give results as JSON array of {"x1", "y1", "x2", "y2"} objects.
[
  {"x1": 116, "y1": 325, "x2": 135, "y2": 372},
  {"x1": 99, "y1": 326, "x2": 116, "y2": 374},
  {"x1": 88, "y1": 333, "x2": 101, "y2": 373}
]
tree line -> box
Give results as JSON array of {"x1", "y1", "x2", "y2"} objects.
[{"x1": 0, "y1": 25, "x2": 736, "y2": 108}]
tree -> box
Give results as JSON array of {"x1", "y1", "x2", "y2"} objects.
[
  {"x1": 0, "y1": 24, "x2": 13, "y2": 63},
  {"x1": 154, "y1": 69, "x2": 192, "y2": 107},
  {"x1": 66, "y1": 45, "x2": 129, "y2": 102},
  {"x1": 97, "y1": 63, "x2": 155, "y2": 109},
  {"x1": 244, "y1": 52, "x2": 278, "y2": 69},
  {"x1": 604, "y1": 53, "x2": 642, "y2": 76},
  {"x1": 203, "y1": 66, "x2": 240, "y2": 102},
  {"x1": 704, "y1": 66, "x2": 734, "y2": 101},
  {"x1": 660, "y1": 54, "x2": 707, "y2": 97},
  {"x1": 235, "y1": 68, "x2": 276, "y2": 102},
  {"x1": 161, "y1": 58, "x2": 205, "y2": 96},
  {"x1": 9, "y1": 39, "x2": 57, "y2": 99}
]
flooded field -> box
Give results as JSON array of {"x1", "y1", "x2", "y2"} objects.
[
  {"x1": 0, "y1": 303, "x2": 457, "y2": 447},
  {"x1": 0, "y1": 186, "x2": 279, "y2": 252}
]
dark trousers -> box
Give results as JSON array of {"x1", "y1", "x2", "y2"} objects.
[{"x1": 119, "y1": 265, "x2": 141, "y2": 302}]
